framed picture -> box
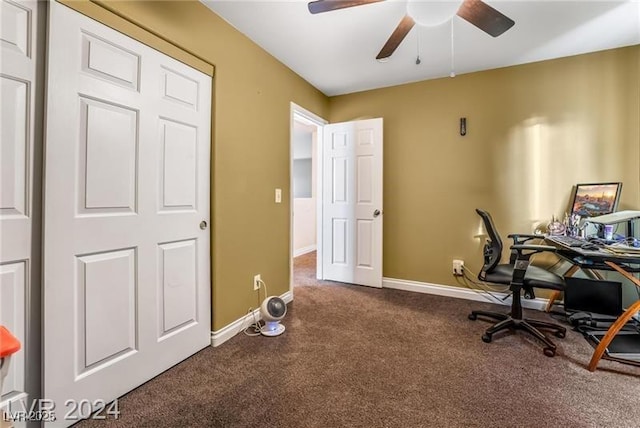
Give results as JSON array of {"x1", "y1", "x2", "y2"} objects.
[{"x1": 570, "y1": 182, "x2": 622, "y2": 217}]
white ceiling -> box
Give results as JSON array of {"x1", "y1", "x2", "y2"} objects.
[{"x1": 202, "y1": 1, "x2": 640, "y2": 96}]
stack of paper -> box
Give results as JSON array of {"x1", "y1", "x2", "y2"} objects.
[{"x1": 605, "y1": 243, "x2": 640, "y2": 256}]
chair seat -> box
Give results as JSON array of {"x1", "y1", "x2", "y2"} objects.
[{"x1": 483, "y1": 264, "x2": 564, "y2": 291}]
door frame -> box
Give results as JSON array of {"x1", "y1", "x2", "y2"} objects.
[{"x1": 289, "y1": 103, "x2": 327, "y2": 295}]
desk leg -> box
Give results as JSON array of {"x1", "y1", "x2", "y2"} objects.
[
  {"x1": 588, "y1": 300, "x2": 640, "y2": 371},
  {"x1": 545, "y1": 265, "x2": 580, "y2": 313},
  {"x1": 587, "y1": 261, "x2": 640, "y2": 371},
  {"x1": 545, "y1": 291, "x2": 561, "y2": 313}
]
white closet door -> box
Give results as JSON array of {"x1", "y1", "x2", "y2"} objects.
[
  {"x1": 43, "y1": 3, "x2": 211, "y2": 426},
  {"x1": 0, "y1": 0, "x2": 39, "y2": 417}
]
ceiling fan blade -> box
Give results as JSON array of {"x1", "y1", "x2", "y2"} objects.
[
  {"x1": 376, "y1": 15, "x2": 415, "y2": 60},
  {"x1": 457, "y1": 0, "x2": 515, "y2": 37},
  {"x1": 308, "y1": 0, "x2": 384, "y2": 15}
]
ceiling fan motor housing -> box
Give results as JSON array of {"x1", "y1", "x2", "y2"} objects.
[{"x1": 407, "y1": 0, "x2": 463, "y2": 27}]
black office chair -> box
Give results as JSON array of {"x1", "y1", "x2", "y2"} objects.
[{"x1": 468, "y1": 209, "x2": 567, "y2": 357}]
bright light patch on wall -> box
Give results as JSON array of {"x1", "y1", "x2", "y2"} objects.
[
  {"x1": 527, "y1": 119, "x2": 544, "y2": 221},
  {"x1": 474, "y1": 218, "x2": 488, "y2": 244},
  {"x1": 503, "y1": 114, "x2": 599, "y2": 232},
  {"x1": 504, "y1": 117, "x2": 554, "y2": 230}
]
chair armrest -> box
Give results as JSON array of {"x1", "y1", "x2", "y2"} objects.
[
  {"x1": 511, "y1": 244, "x2": 557, "y2": 262},
  {"x1": 508, "y1": 233, "x2": 545, "y2": 244},
  {"x1": 508, "y1": 237, "x2": 552, "y2": 264},
  {"x1": 508, "y1": 234, "x2": 543, "y2": 239},
  {"x1": 511, "y1": 244, "x2": 557, "y2": 252}
]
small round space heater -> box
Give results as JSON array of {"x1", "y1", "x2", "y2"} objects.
[{"x1": 260, "y1": 296, "x2": 287, "y2": 337}]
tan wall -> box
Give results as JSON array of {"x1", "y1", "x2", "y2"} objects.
[
  {"x1": 58, "y1": 1, "x2": 640, "y2": 328},
  {"x1": 81, "y1": 1, "x2": 330, "y2": 329},
  {"x1": 329, "y1": 46, "x2": 640, "y2": 287}
]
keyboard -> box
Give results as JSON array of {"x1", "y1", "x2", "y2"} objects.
[{"x1": 547, "y1": 235, "x2": 588, "y2": 247}]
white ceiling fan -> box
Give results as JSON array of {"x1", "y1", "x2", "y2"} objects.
[{"x1": 308, "y1": 0, "x2": 515, "y2": 59}]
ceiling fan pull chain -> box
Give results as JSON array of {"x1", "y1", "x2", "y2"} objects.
[
  {"x1": 416, "y1": 27, "x2": 421, "y2": 65},
  {"x1": 450, "y1": 19, "x2": 456, "y2": 78}
]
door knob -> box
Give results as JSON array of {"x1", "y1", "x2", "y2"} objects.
[
  {"x1": 373, "y1": 209, "x2": 381, "y2": 218},
  {"x1": 200, "y1": 220, "x2": 208, "y2": 230}
]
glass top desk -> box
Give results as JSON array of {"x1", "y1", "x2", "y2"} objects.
[{"x1": 545, "y1": 235, "x2": 640, "y2": 371}]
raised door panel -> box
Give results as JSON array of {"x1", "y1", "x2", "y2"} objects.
[
  {"x1": 78, "y1": 97, "x2": 138, "y2": 215},
  {"x1": 356, "y1": 220, "x2": 373, "y2": 268},
  {"x1": 81, "y1": 32, "x2": 140, "y2": 90},
  {"x1": 158, "y1": 240, "x2": 197, "y2": 339},
  {"x1": 76, "y1": 249, "x2": 137, "y2": 377},
  {"x1": 332, "y1": 218, "x2": 348, "y2": 265},
  {"x1": 332, "y1": 157, "x2": 348, "y2": 204},
  {"x1": 0, "y1": 76, "x2": 28, "y2": 218},
  {"x1": 162, "y1": 67, "x2": 198, "y2": 109},
  {"x1": 356, "y1": 155, "x2": 373, "y2": 205},
  {"x1": 331, "y1": 131, "x2": 347, "y2": 150},
  {"x1": 357, "y1": 128, "x2": 374, "y2": 146},
  {"x1": 0, "y1": 0, "x2": 30, "y2": 57},
  {"x1": 0, "y1": 262, "x2": 26, "y2": 401},
  {"x1": 159, "y1": 120, "x2": 197, "y2": 212}
]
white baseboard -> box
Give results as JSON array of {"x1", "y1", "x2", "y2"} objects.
[
  {"x1": 293, "y1": 244, "x2": 316, "y2": 258},
  {"x1": 382, "y1": 277, "x2": 549, "y2": 312},
  {"x1": 210, "y1": 290, "x2": 293, "y2": 347}
]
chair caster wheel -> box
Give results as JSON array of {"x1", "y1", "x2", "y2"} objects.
[
  {"x1": 481, "y1": 333, "x2": 492, "y2": 343},
  {"x1": 468, "y1": 313, "x2": 477, "y2": 321},
  {"x1": 554, "y1": 330, "x2": 566, "y2": 339},
  {"x1": 543, "y1": 347, "x2": 556, "y2": 357}
]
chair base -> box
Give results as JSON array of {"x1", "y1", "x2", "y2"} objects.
[{"x1": 469, "y1": 309, "x2": 566, "y2": 357}]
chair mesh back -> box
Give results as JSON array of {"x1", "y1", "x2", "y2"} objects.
[{"x1": 476, "y1": 209, "x2": 503, "y2": 274}]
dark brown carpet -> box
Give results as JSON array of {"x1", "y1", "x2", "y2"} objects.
[{"x1": 79, "y1": 251, "x2": 640, "y2": 427}]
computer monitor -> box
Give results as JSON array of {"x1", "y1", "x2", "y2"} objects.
[
  {"x1": 570, "y1": 182, "x2": 622, "y2": 217},
  {"x1": 564, "y1": 277, "x2": 622, "y2": 317}
]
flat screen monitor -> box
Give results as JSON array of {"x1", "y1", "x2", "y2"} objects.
[
  {"x1": 570, "y1": 182, "x2": 622, "y2": 217},
  {"x1": 564, "y1": 277, "x2": 622, "y2": 317}
]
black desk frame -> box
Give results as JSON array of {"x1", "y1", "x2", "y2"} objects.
[{"x1": 545, "y1": 238, "x2": 640, "y2": 371}]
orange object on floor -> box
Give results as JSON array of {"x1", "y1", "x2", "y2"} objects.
[{"x1": 0, "y1": 326, "x2": 20, "y2": 358}]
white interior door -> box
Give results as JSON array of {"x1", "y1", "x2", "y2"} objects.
[
  {"x1": 43, "y1": 3, "x2": 211, "y2": 426},
  {"x1": 0, "y1": 0, "x2": 40, "y2": 418},
  {"x1": 322, "y1": 118, "x2": 383, "y2": 287}
]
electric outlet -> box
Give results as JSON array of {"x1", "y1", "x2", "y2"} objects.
[
  {"x1": 452, "y1": 260, "x2": 464, "y2": 276},
  {"x1": 253, "y1": 274, "x2": 261, "y2": 290}
]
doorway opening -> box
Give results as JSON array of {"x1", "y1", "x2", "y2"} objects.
[{"x1": 289, "y1": 103, "x2": 326, "y2": 294}]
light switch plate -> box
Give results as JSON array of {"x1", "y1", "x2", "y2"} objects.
[{"x1": 275, "y1": 188, "x2": 282, "y2": 203}]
